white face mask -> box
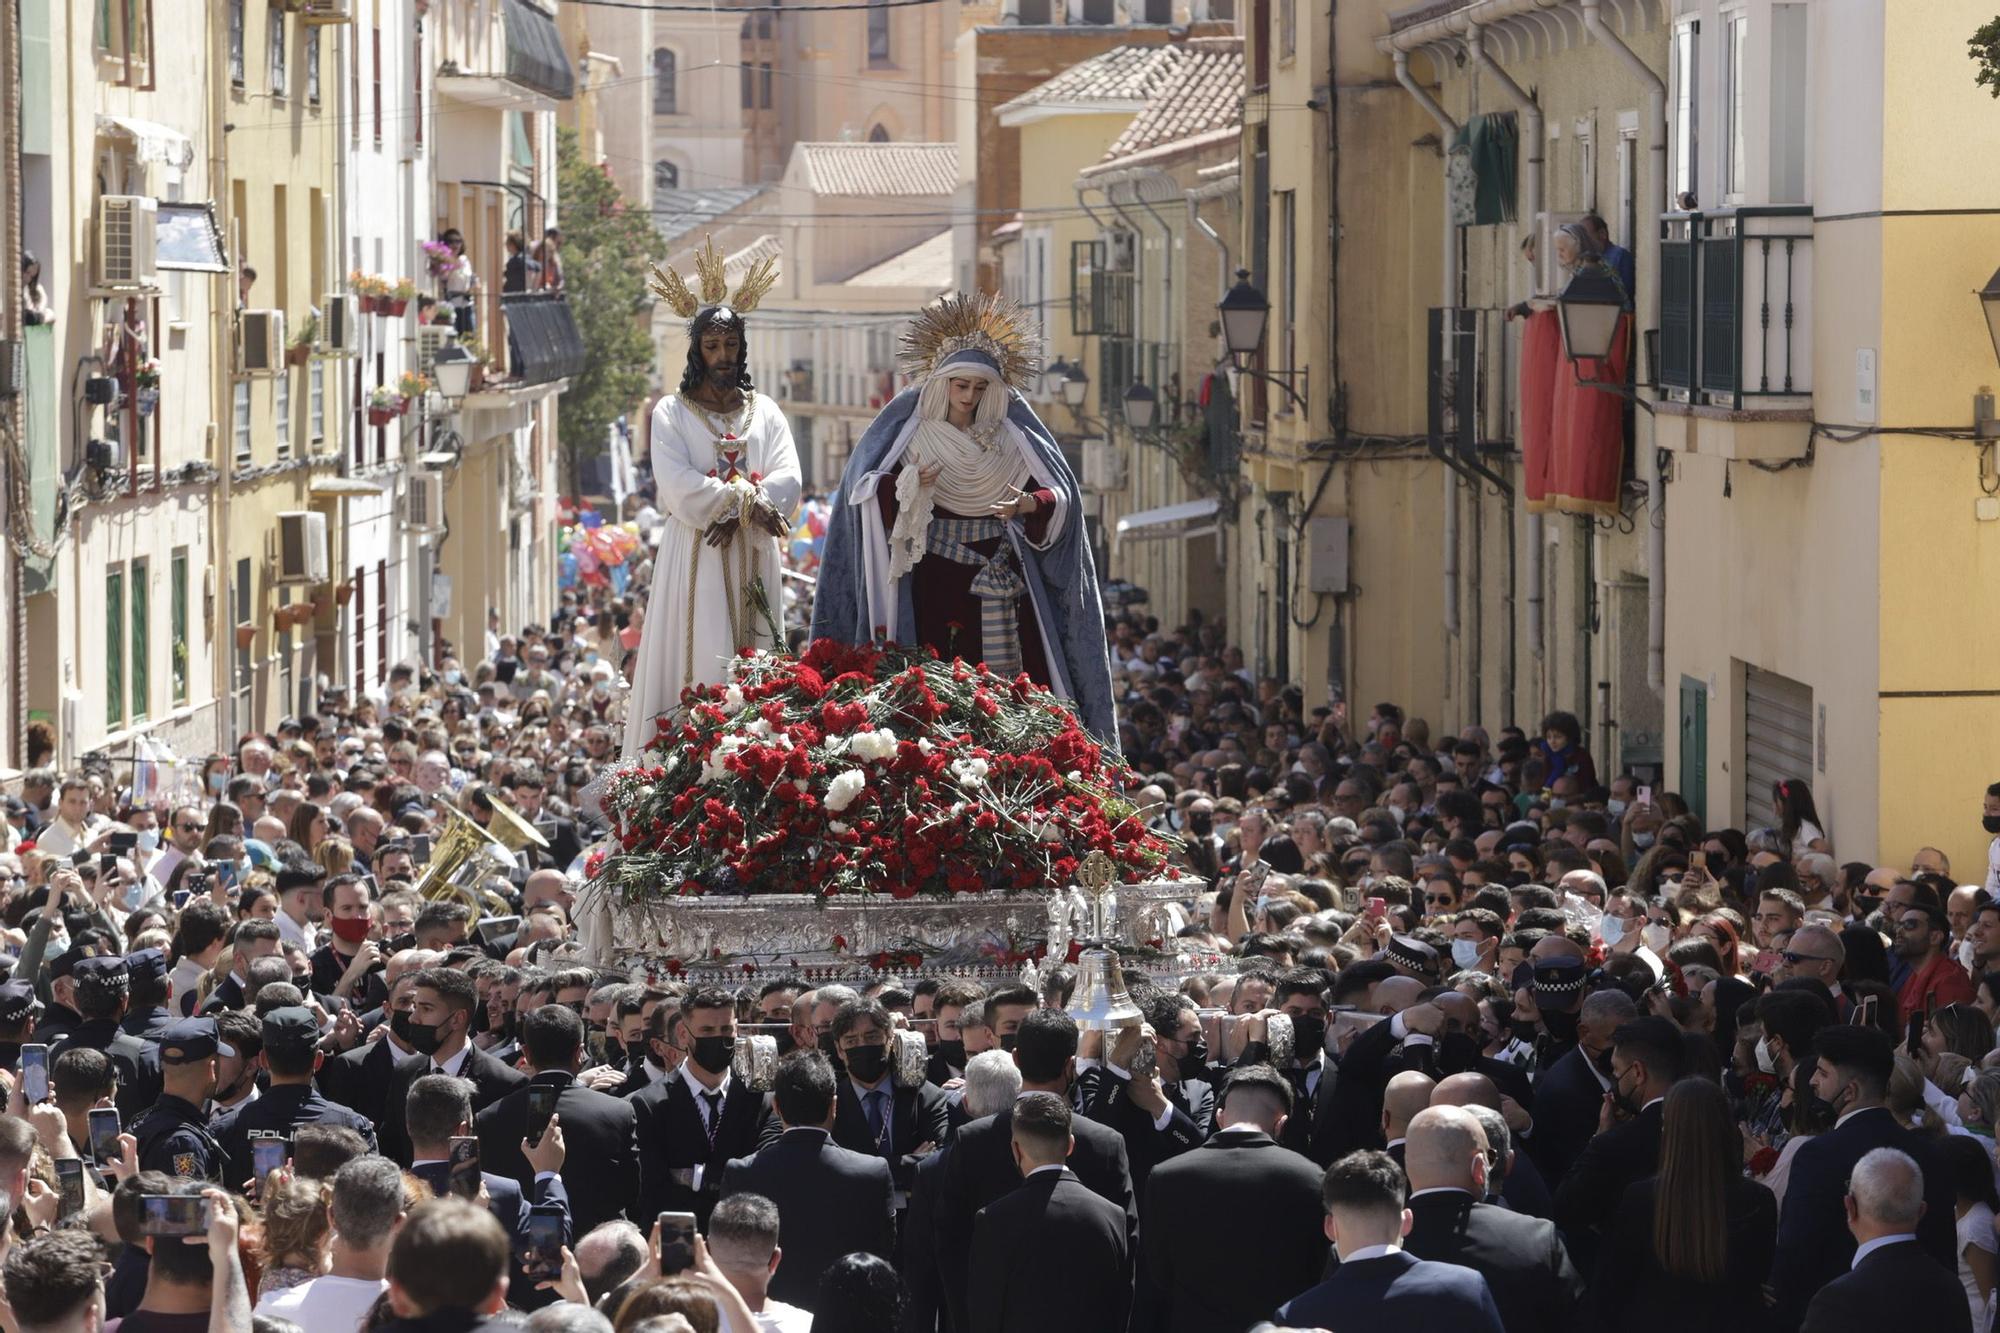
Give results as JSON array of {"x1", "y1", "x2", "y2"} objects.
[
  {"x1": 1451, "y1": 938, "x2": 1483, "y2": 970},
  {"x1": 135, "y1": 829, "x2": 160, "y2": 853},
  {"x1": 1599, "y1": 916, "x2": 1626, "y2": 948},
  {"x1": 1755, "y1": 1035, "x2": 1777, "y2": 1075},
  {"x1": 1548, "y1": 797, "x2": 1567, "y2": 811},
  {"x1": 1641, "y1": 923, "x2": 1672, "y2": 954},
  {"x1": 1631, "y1": 832, "x2": 1657, "y2": 850},
  {"x1": 1605, "y1": 799, "x2": 1628, "y2": 818},
  {"x1": 1960, "y1": 938, "x2": 1979, "y2": 973}
]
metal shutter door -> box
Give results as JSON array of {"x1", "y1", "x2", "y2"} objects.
[{"x1": 1742, "y1": 667, "x2": 1814, "y2": 831}]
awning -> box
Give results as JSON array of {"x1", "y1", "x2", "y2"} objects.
[
  {"x1": 504, "y1": 292, "x2": 587, "y2": 386},
  {"x1": 96, "y1": 114, "x2": 194, "y2": 169},
  {"x1": 309, "y1": 477, "x2": 388, "y2": 497},
  {"x1": 1115, "y1": 497, "x2": 1221, "y2": 544},
  {"x1": 502, "y1": 0, "x2": 575, "y2": 102},
  {"x1": 155, "y1": 202, "x2": 229, "y2": 273}
]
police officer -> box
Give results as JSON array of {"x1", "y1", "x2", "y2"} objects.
[
  {"x1": 35, "y1": 943, "x2": 92, "y2": 1048},
  {"x1": 52, "y1": 956, "x2": 161, "y2": 1121},
  {"x1": 0, "y1": 979, "x2": 41, "y2": 1072},
  {"x1": 213, "y1": 1007, "x2": 376, "y2": 1189},
  {"x1": 131, "y1": 1017, "x2": 232, "y2": 1182},
  {"x1": 120, "y1": 948, "x2": 174, "y2": 1041}
]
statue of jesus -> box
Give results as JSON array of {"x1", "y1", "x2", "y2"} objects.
[
  {"x1": 813, "y1": 293, "x2": 1117, "y2": 746},
  {"x1": 621, "y1": 240, "x2": 800, "y2": 757}
]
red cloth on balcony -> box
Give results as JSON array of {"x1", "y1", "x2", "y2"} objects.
[
  {"x1": 1549, "y1": 313, "x2": 1632, "y2": 517},
  {"x1": 1518, "y1": 309, "x2": 1561, "y2": 513}
]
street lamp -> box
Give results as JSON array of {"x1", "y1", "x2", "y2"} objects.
[
  {"x1": 1555, "y1": 265, "x2": 1628, "y2": 364},
  {"x1": 431, "y1": 343, "x2": 478, "y2": 406},
  {"x1": 1041, "y1": 357, "x2": 1073, "y2": 399},
  {"x1": 1218, "y1": 269, "x2": 1270, "y2": 363},
  {"x1": 1122, "y1": 381, "x2": 1157, "y2": 431},
  {"x1": 1061, "y1": 360, "x2": 1090, "y2": 409},
  {"x1": 1980, "y1": 265, "x2": 2000, "y2": 372}
]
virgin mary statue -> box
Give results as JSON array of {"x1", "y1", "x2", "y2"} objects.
[{"x1": 812, "y1": 294, "x2": 1117, "y2": 746}]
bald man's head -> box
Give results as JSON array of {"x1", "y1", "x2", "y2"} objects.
[
  {"x1": 1431, "y1": 1071, "x2": 1503, "y2": 1111},
  {"x1": 1383, "y1": 1069, "x2": 1437, "y2": 1140},
  {"x1": 1373, "y1": 975, "x2": 1426, "y2": 1015},
  {"x1": 1403, "y1": 1105, "x2": 1489, "y2": 1194}
]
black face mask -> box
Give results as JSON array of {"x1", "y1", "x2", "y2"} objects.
[
  {"x1": 818, "y1": 1031, "x2": 845, "y2": 1074},
  {"x1": 1983, "y1": 815, "x2": 2000, "y2": 836},
  {"x1": 1438, "y1": 1031, "x2": 1482, "y2": 1075},
  {"x1": 1612, "y1": 1070, "x2": 1642, "y2": 1117},
  {"x1": 1508, "y1": 1018, "x2": 1539, "y2": 1043},
  {"x1": 1291, "y1": 1015, "x2": 1327, "y2": 1061},
  {"x1": 844, "y1": 1043, "x2": 890, "y2": 1084},
  {"x1": 773, "y1": 1029, "x2": 796, "y2": 1056},
  {"x1": 469, "y1": 1003, "x2": 489, "y2": 1036},
  {"x1": 400, "y1": 1011, "x2": 448, "y2": 1056},
  {"x1": 1178, "y1": 1037, "x2": 1210, "y2": 1073},
  {"x1": 690, "y1": 1035, "x2": 736, "y2": 1076},
  {"x1": 998, "y1": 1032, "x2": 1017, "y2": 1053},
  {"x1": 935, "y1": 1038, "x2": 967, "y2": 1069},
  {"x1": 1541, "y1": 1007, "x2": 1580, "y2": 1043},
  {"x1": 604, "y1": 1035, "x2": 626, "y2": 1066},
  {"x1": 1590, "y1": 1045, "x2": 1617, "y2": 1079}
]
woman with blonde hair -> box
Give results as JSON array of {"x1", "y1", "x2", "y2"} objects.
[
  {"x1": 314, "y1": 835, "x2": 355, "y2": 878},
  {"x1": 255, "y1": 1173, "x2": 331, "y2": 1301}
]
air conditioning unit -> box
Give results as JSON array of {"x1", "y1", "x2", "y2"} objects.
[
  {"x1": 405, "y1": 473, "x2": 445, "y2": 531},
  {"x1": 299, "y1": 0, "x2": 353, "y2": 20},
  {"x1": 95, "y1": 195, "x2": 159, "y2": 291},
  {"x1": 1082, "y1": 438, "x2": 1127, "y2": 491},
  {"x1": 319, "y1": 294, "x2": 356, "y2": 355},
  {"x1": 416, "y1": 323, "x2": 454, "y2": 373},
  {"x1": 240, "y1": 309, "x2": 285, "y2": 376},
  {"x1": 275, "y1": 510, "x2": 329, "y2": 585},
  {"x1": 1102, "y1": 229, "x2": 1137, "y2": 273}
]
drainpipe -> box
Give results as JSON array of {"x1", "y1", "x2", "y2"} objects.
[
  {"x1": 1132, "y1": 172, "x2": 1180, "y2": 367},
  {"x1": 1392, "y1": 50, "x2": 1462, "y2": 640},
  {"x1": 1581, "y1": 0, "x2": 1668, "y2": 693},
  {"x1": 1467, "y1": 19, "x2": 1544, "y2": 674},
  {"x1": 1184, "y1": 178, "x2": 1233, "y2": 303}
]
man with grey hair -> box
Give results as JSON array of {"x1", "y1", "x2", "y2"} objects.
[
  {"x1": 255, "y1": 1154, "x2": 407, "y2": 1331},
  {"x1": 1779, "y1": 923, "x2": 1848, "y2": 999},
  {"x1": 961, "y1": 1050, "x2": 1023, "y2": 1120},
  {"x1": 1800, "y1": 1146, "x2": 1969, "y2": 1333},
  {"x1": 903, "y1": 1052, "x2": 1020, "y2": 1333},
  {"x1": 573, "y1": 1220, "x2": 648, "y2": 1305},
  {"x1": 708, "y1": 1192, "x2": 810, "y2": 1332},
  {"x1": 1401, "y1": 1105, "x2": 1583, "y2": 1333}
]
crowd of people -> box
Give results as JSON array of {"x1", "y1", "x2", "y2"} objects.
[{"x1": 0, "y1": 577, "x2": 1999, "y2": 1333}]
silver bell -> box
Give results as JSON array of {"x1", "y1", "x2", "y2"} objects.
[{"x1": 1066, "y1": 947, "x2": 1143, "y2": 1032}]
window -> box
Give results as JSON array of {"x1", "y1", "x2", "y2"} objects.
[
  {"x1": 275, "y1": 369, "x2": 291, "y2": 456},
  {"x1": 106, "y1": 567, "x2": 125, "y2": 729},
  {"x1": 306, "y1": 25, "x2": 320, "y2": 104},
  {"x1": 653, "y1": 48, "x2": 677, "y2": 115},
  {"x1": 868, "y1": 123, "x2": 890, "y2": 144},
  {"x1": 371, "y1": 19, "x2": 382, "y2": 145},
  {"x1": 1017, "y1": 0, "x2": 1052, "y2": 19},
  {"x1": 1278, "y1": 189, "x2": 1297, "y2": 415},
  {"x1": 1573, "y1": 118, "x2": 1596, "y2": 211},
  {"x1": 310, "y1": 360, "x2": 325, "y2": 443},
  {"x1": 760, "y1": 63, "x2": 773, "y2": 109},
  {"x1": 1251, "y1": 0, "x2": 1270, "y2": 86},
  {"x1": 1279, "y1": 0, "x2": 1295, "y2": 60},
  {"x1": 233, "y1": 558, "x2": 252, "y2": 727},
  {"x1": 130, "y1": 558, "x2": 149, "y2": 722},
  {"x1": 269, "y1": 5, "x2": 287, "y2": 98},
  {"x1": 653, "y1": 160, "x2": 680, "y2": 192},
  {"x1": 741, "y1": 64, "x2": 753, "y2": 110},
  {"x1": 99, "y1": 0, "x2": 154, "y2": 75},
  {"x1": 1724, "y1": 11, "x2": 1747, "y2": 201},
  {"x1": 233, "y1": 380, "x2": 252, "y2": 465},
  {"x1": 1670, "y1": 17, "x2": 1699, "y2": 208},
  {"x1": 352, "y1": 563, "x2": 367, "y2": 687},
  {"x1": 867, "y1": 4, "x2": 891, "y2": 66},
  {"x1": 1770, "y1": 4, "x2": 1809, "y2": 203},
  {"x1": 229, "y1": 0, "x2": 245, "y2": 86},
  {"x1": 413, "y1": 21, "x2": 423, "y2": 150},
  {"x1": 170, "y1": 549, "x2": 189, "y2": 707},
  {"x1": 276, "y1": 586, "x2": 293, "y2": 718},
  {"x1": 375, "y1": 562, "x2": 389, "y2": 684},
  {"x1": 758, "y1": 14, "x2": 772, "y2": 37}
]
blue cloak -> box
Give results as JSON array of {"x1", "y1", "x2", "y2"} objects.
[{"x1": 810, "y1": 385, "x2": 1120, "y2": 750}]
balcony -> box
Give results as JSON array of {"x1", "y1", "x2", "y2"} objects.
[
  {"x1": 1425, "y1": 306, "x2": 1515, "y2": 471},
  {"x1": 500, "y1": 292, "x2": 585, "y2": 386},
  {"x1": 435, "y1": 0, "x2": 574, "y2": 110},
  {"x1": 1658, "y1": 207, "x2": 1814, "y2": 410}
]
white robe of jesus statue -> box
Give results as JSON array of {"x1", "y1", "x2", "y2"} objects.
[{"x1": 621, "y1": 391, "x2": 801, "y2": 757}]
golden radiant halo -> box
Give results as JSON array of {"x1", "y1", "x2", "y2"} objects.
[
  {"x1": 647, "y1": 235, "x2": 779, "y2": 320},
  {"x1": 897, "y1": 292, "x2": 1041, "y2": 395}
]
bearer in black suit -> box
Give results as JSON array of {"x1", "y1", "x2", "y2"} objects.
[
  {"x1": 1552, "y1": 1015, "x2": 1679, "y2": 1273},
  {"x1": 934, "y1": 1008, "x2": 1136, "y2": 1333},
  {"x1": 1801, "y1": 1145, "x2": 1971, "y2": 1333},
  {"x1": 968, "y1": 1092, "x2": 1130, "y2": 1333},
  {"x1": 632, "y1": 985, "x2": 772, "y2": 1225},
  {"x1": 377, "y1": 966, "x2": 526, "y2": 1165},
  {"x1": 475, "y1": 1003, "x2": 639, "y2": 1239},
  {"x1": 829, "y1": 997, "x2": 952, "y2": 1201},
  {"x1": 1138, "y1": 1064, "x2": 1327, "y2": 1333},
  {"x1": 720, "y1": 1051, "x2": 895, "y2": 1312}
]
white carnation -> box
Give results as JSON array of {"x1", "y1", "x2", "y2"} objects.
[
  {"x1": 723, "y1": 685, "x2": 746, "y2": 710},
  {"x1": 825, "y1": 769, "x2": 868, "y2": 813},
  {"x1": 848, "y1": 728, "x2": 900, "y2": 764},
  {"x1": 829, "y1": 820, "x2": 851, "y2": 835},
  {"x1": 951, "y1": 757, "x2": 990, "y2": 788}
]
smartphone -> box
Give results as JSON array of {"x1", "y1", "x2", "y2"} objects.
[
  {"x1": 171, "y1": 888, "x2": 191, "y2": 909},
  {"x1": 526, "y1": 1085, "x2": 559, "y2": 1146},
  {"x1": 1854, "y1": 995, "x2": 1880, "y2": 1030},
  {"x1": 70, "y1": 849, "x2": 92, "y2": 867},
  {"x1": 476, "y1": 916, "x2": 521, "y2": 945},
  {"x1": 1690, "y1": 849, "x2": 1708, "y2": 871},
  {"x1": 54, "y1": 1159, "x2": 85, "y2": 1218},
  {"x1": 411, "y1": 835, "x2": 433, "y2": 867},
  {"x1": 448, "y1": 1136, "x2": 481, "y2": 1200},
  {"x1": 1636, "y1": 785, "x2": 1653, "y2": 807},
  {"x1": 100, "y1": 853, "x2": 118, "y2": 875},
  {"x1": 522, "y1": 1205, "x2": 565, "y2": 1280},
  {"x1": 20, "y1": 1045, "x2": 50, "y2": 1104},
  {"x1": 138, "y1": 1195, "x2": 211, "y2": 1237},
  {"x1": 89, "y1": 1108, "x2": 121, "y2": 1166},
  {"x1": 252, "y1": 1137, "x2": 289, "y2": 1183},
  {"x1": 108, "y1": 832, "x2": 139, "y2": 856},
  {"x1": 657, "y1": 1211, "x2": 698, "y2": 1276},
  {"x1": 1365, "y1": 897, "x2": 1386, "y2": 920}
]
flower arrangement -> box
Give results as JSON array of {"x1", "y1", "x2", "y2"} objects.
[
  {"x1": 421, "y1": 240, "x2": 458, "y2": 279},
  {"x1": 396, "y1": 371, "x2": 431, "y2": 400},
  {"x1": 367, "y1": 386, "x2": 401, "y2": 410},
  {"x1": 134, "y1": 356, "x2": 161, "y2": 389},
  {"x1": 591, "y1": 640, "x2": 1174, "y2": 906},
  {"x1": 392, "y1": 276, "x2": 418, "y2": 301}
]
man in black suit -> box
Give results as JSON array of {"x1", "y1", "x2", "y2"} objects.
[
  {"x1": 903, "y1": 1051, "x2": 1023, "y2": 1333},
  {"x1": 1401, "y1": 1105, "x2": 1584, "y2": 1333},
  {"x1": 1525, "y1": 988, "x2": 1637, "y2": 1186},
  {"x1": 318, "y1": 960, "x2": 428, "y2": 1128},
  {"x1": 1552, "y1": 1014, "x2": 1678, "y2": 1273},
  {"x1": 405, "y1": 1072, "x2": 572, "y2": 1310},
  {"x1": 1801, "y1": 1145, "x2": 1971, "y2": 1333},
  {"x1": 829, "y1": 997, "x2": 952, "y2": 1202},
  {"x1": 632, "y1": 985, "x2": 771, "y2": 1226},
  {"x1": 475, "y1": 1003, "x2": 638, "y2": 1239},
  {"x1": 1139, "y1": 1064, "x2": 1326, "y2": 1333},
  {"x1": 213, "y1": 1007, "x2": 378, "y2": 1187},
  {"x1": 1082, "y1": 994, "x2": 1207, "y2": 1196},
  {"x1": 1773, "y1": 1024, "x2": 1959, "y2": 1330},
  {"x1": 1275, "y1": 1149, "x2": 1505, "y2": 1333},
  {"x1": 968, "y1": 1092, "x2": 1130, "y2": 1333},
  {"x1": 197, "y1": 918, "x2": 284, "y2": 1016},
  {"x1": 934, "y1": 1008, "x2": 1136, "y2": 1333},
  {"x1": 720, "y1": 1051, "x2": 895, "y2": 1312},
  {"x1": 378, "y1": 966, "x2": 526, "y2": 1165}
]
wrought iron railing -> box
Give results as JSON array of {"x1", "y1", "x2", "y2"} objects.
[
  {"x1": 1658, "y1": 206, "x2": 1813, "y2": 408},
  {"x1": 1426, "y1": 306, "x2": 1515, "y2": 463},
  {"x1": 1099, "y1": 339, "x2": 1179, "y2": 420}
]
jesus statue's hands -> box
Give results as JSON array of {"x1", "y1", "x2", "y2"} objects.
[
  {"x1": 752, "y1": 498, "x2": 789, "y2": 538},
  {"x1": 705, "y1": 515, "x2": 741, "y2": 548}
]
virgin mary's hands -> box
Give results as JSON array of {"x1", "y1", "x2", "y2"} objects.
[
  {"x1": 918, "y1": 463, "x2": 943, "y2": 487},
  {"x1": 990, "y1": 487, "x2": 1040, "y2": 521}
]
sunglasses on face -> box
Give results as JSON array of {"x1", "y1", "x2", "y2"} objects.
[
  {"x1": 1424, "y1": 893, "x2": 1454, "y2": 906},
  {"x1": 1781, "y1": 950, "x2": 1831, "y2": 965}
]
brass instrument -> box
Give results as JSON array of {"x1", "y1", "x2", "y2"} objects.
[{"x1": 414, "y1": 800, "x2": 549, "y2": 925}]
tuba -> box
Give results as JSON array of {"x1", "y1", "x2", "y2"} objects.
[{"x1": 414, "y1": 800, "x2": 549, "y2": 925}]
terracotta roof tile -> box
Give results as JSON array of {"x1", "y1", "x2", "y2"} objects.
[
  {"x1": 995, "y1": 44, "x2": 1188, "y2": 117},
  {"x1": 1097, "y1": 38, "x2": 1243, "y2": 164},
  {"x1": 795, "y1": 143, "x2": 959, "y2": 197}
]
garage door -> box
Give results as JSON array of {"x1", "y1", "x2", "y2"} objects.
[{"x1": 1742, "y1": 667, "x2": 1814, "y2": 832}]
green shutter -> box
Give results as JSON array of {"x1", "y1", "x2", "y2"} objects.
[
  {"x1": 106, "y1": 569, "x2": 124, "y2": 729},
  {"x1": 171, "y1": 552, "x2": 189, "y2": 706},
  {"x1": 130, "y1": 561, "x2": 150, "y2": 721}
]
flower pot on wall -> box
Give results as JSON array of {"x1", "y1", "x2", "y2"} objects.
[
  {"x1": 381, "y1": 297, "x2": 410, "y2": 317},
  {"x1": 234, "y1": 623, "x2": 255, "y2": 650}
]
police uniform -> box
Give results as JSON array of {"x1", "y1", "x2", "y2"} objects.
[
  {"x1": 131, "y1": 1018, "x2": 232, "y2": 1182},
  {"x1": 213, "y1": 1007, "x2": 377, "y2": 1186},
  {"x1": 119, "y1": 948, "x2": 174, "y2": 1041},
  {"x1": 53, "y1": 956, "x2": 164, "y2": 1121},
  {"x1": 0, "y1": 979, "x2": 42, "y2": 1073}
]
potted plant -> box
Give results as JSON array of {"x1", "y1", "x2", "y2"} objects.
[
  {"x1": 367, "y1": 385, "x2": 401, "y2": 427},
  {"x1": 458, "y1": 335, "x2": 489, "y2": 392},
  {"x1": 134, "y1": 356, "x2": 161, "y2": 416},
  {"x1": 234, "y1": 623, "x2": 255, "y2": 650},
  {"x1": 379, "y1": 277, "x2": 413, "y2": 319},
  {"x1": 286, "y1": 312, "x2": 319, "y2": 367},
  {"x1": 421, "y1": 239, "x2": 458, "y2": 281},
  {"x1": 349, "y1": 269, "x2": 378, "y2": 315},
  {"x1": 396, "y1": 371, "x2": 430, "y2": 414}
]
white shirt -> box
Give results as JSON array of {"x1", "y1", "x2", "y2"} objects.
[
  {"x1": 430, "y1": 1044, "x2": 473, "y2": 1078},
  {"x1": 254, "y1": 1275, "x2": 387, "y2": 1333},
  {"x1": 1336, "y1": 1243, "x2": 1403, "y2": 1264},
  {"x1": 1987, "y1": 836, "x2": 2000, "y2": 897},
  {"x1": 1851, "y1": 1233, "x2": 1918, "y2": 1269},
  {"x1": 32, "y1": 818, "x2": 87, "y2": 858},
  {"x1": 274, "y1": 910, "x2": 314, "y2": 954},
  {"x1": 754, "y1": 1299, "x2": 813, "y2": 1333},
  {"x1": 679, "y1": 1064, "x2": 733, "y2": 1132}
]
